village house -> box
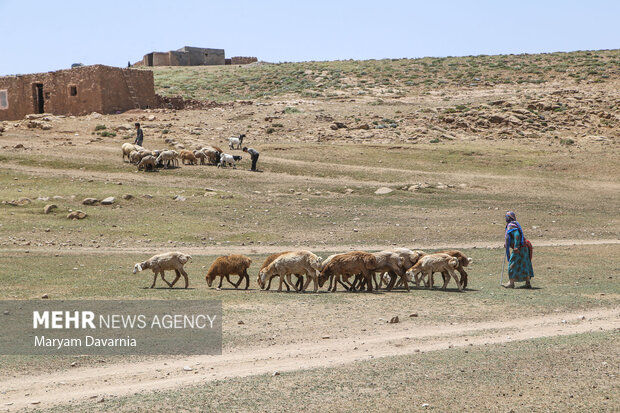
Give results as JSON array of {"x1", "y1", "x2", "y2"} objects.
[{"x1": 0, "y1": 65, "x2": 156, "y2": 121}]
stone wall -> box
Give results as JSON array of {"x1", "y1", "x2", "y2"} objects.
[{"x1": 231, "y1": 56, "x2": 258, "y2": 65}]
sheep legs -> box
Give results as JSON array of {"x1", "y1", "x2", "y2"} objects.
[
  {"x1": 169, "y1": 269, "x2": 189, "y2": 289},
  {"x1": 234, "y1": 270, "x2": 250, "y2": 290},
  {"x1": 151, "y1": 271, "x2": 172, "y2": 288},
  {"x1": 300, "y1": 272, "x2": 318, "y2": 293},
  {"x1": 266, "y1": 275, "x2": 291, "y2": 291},
  {"x1": 218, "y1": 275, "x2": 238, "y2": 289}
]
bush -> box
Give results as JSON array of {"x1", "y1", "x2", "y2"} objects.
[
  {"x1": 283, "y1": 107, "x2": 300, "y2": 114},
  {"x1": 94, "y1": 125, "x2": 106, "y2": 131},
  {"x1": 560, "y1": 138, "x2": 575, "y2": 146},
  {"x1": 266, "y1": 127, "x2": 276, "y2": 134},
  {"x1": 100, "y1": 131, "x2": 116, "y2": 137}
]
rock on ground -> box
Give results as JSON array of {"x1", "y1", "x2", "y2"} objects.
[
  {"x1": 43, "y1": 204, "x2": 57, "y2": 214},
  {"x1": 375, "y1": 187, "x2": 393, "y2": 195},
  {"x1": 67, "y1": 211, "x2": 87, "y2": 220}
]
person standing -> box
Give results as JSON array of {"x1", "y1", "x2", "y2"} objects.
[
  {"x1": 243, "y1": 146, "x2": 259, "y2": 171},
  {"x1": 503, "y1": 211, "x2": 534, "y2": 288},
  {"x1": 134, "y1": 122, "x2": 143, "y2": 147}
]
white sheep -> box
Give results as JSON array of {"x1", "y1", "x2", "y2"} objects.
[
  {"x1": 406, "y1": 253, "x2": 462, "y2": 291},
  {"x1": 259, "y1": 250, "x2": 323, "y2": 292},
  {"x1": 133, "y1": 252, "x2": 192, "y2": 288},
  {"x1": 122, "y1": 143, "x2": 143, "y2": 162},
  {"x1": 228, "y1": 134, "x2": 246, "y2": 150},
  {"x1": 156, "y1": 150, "x2": 179, "y2": 168},
  {"x1": 218, "y1": 153, "x2": 242, "y2": 169}
]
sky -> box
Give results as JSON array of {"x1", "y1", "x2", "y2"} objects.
[{"x1": 1, "y1": 0, "x2": 619, "y2": 75}]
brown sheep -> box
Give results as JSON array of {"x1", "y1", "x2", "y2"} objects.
[
  {"x1": 406, "y1": 253, "x2": 462, "y2": 291},
  {"x1": 206, "y1": 254, "x2": 252, "y2": 289},
  {"x1": 318, "y1": 251, "x2": 377, "y2": 292},
  {"x1": 180, "y1": 150, "x2": 198, "y2": 165},
  {"x1": 137, "y1": 155, "x2": 157, "y2": 171},
  {"x1": 133, "y1": 252, "x2": 192, "y2": 288},
  {"x1": 434, "y1": 250, "x2": 472, "y2": 289}
]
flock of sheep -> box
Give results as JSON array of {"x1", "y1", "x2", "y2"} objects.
[
  {"x1": 121, "y1": 134, "x2": 247, "y2": 171},
  {"x1": 133, "y1": 248, "x2": 472, "y2": 292}
]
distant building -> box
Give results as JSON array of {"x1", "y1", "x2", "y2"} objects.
[
  {"x1": 138, "y1": 46, "x2": 226, "y2": 67},
  {"x1": 0, "y1": 65, "x2": 157, "y2": 121}
]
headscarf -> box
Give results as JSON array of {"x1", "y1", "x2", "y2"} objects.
[{"x1": 505, "y1": 211, "x2": 525, "y2": 260}]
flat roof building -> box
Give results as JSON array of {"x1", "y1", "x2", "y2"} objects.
[{"x1": 0, "y1": 65, "x2": 157, "y2": 121}]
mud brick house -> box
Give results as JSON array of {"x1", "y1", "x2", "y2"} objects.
[
  {"x1": 0, "y1": 65, "x2": 156, "y2": 121},
  {"x1": 139, "y1": 46, "x2": 226, "y2": 67}
]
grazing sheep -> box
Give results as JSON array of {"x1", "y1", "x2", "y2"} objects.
[
  {"x1": 205, "y1": 150, "x2": 221, "y2": 165},
  {"x1": 433, "y1": 250, "x2": 473, "y2": 289},
  {"x1": 137, "y1": 155, "x2": 157, "y2": 171},
  {"x1": 406, "y1": 253, "x2": 462, "y2": 291},
  {"x1": 206, "y1": 254, "x2": 252, "y2": 289},
  {"x1": 259, "y1": 250, "x2": 323, "y2": 292},
  {"x1": 193, "y1": 150, "x2": 207, "y2": 165},
  {"x1": 122, "y1": 143, "x2": 143, "y2": 162},
  {"x1": 381, "y1": 248, "x2": 426, "y2": 290},
  {"x1": 218, "y1": 153, "x2": 242, "y2": 168},
  {"x1": 228, "y1": 134, "x2": 246, "y2": 150},
  {"x1": 180, "y1": 150, "x2": 198, "y2": 165},
  {"x1": 156, "y1": 150, "x2": 179, "y2": 168},
  {"x1": 133, "y1": 252, "x2": 192, "y2": 288},
  {"x1": 370, "y1": 251, "x2": 406, "y2": 291},
  {"x1": 321, "y1": 254, "x2": 352, "y2": 291},
  {"x1": 196, "y1": 146, "x2": 223, "y2": 165},
  {"x1": 130, "y1": 149, "x2": 153, "y2": 165},
  {"x1": 258, "y1": 251, "x2": 302, "y2": 291},
  {"x1": 318, "y1": 251, "x2": 377, "y2": 292}
]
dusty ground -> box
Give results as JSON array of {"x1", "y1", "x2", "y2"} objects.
[{"x1": 0, "y1": 52, "x2": 618, "y2": 411}]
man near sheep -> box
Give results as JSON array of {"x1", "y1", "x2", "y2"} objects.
[
  {"x1": 243, "y1": 146, "x2": 259, "y2": 171},
  {"x1": 502, "y1": 211, "x2": 534, "y2": 288},
  {"x1": 134, "y1": 123, "x2": 143, "y2": 147}
]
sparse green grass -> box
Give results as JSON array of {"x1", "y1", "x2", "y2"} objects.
[{"x1": 151, "y1": 50, "x2": 620, "y2": 102}]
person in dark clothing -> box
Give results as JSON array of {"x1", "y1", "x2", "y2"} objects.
[
  {"x1": 134, "y1": 123, "x2": 143, "y2": 146},
  {"x1": 243, "y1": 147, "x2": 259, "y2": 171}
]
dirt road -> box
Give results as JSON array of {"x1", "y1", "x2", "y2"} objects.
[
  {"x1": 1, "y1": 238, "x2": 618, "y2": 257},
  {"x1": 1, "y1": 307, "x2": 617, "y2": 410}
]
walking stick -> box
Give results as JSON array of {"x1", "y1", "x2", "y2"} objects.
[{"x1": 500, "y1": 253, "x2": 506, "y2": 286}]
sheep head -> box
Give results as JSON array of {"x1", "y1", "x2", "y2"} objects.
[
  {"x1": 448, "y1": 257, "x2": 459, "y2": 269},
  {"x1": 205, "y1": 271, "x2": 215, "y2": 287},
  {"x1": 133, "y1": 263, "x2": 144, "y2": 274},
  {"x1": 464, "y1": 257, "x2": 473, "y2": 267},
  {"x1": 317, "y1": 266, "x2": 333, "y2": 287}
]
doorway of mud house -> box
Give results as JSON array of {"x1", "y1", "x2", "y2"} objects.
[{"x1": 33, "y1": 83, "x2": 44, "y2": 113}]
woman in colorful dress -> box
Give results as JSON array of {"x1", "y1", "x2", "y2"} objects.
[{"x1": 503, "y1": 211, "x2": 534, "y2": 288}]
